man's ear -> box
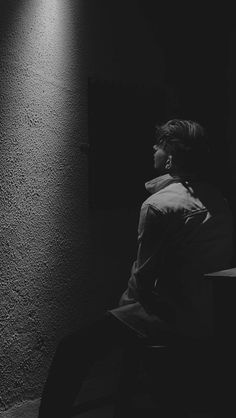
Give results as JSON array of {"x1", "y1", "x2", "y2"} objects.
[{"x1": 165, "y1": 155, "x2": 172, "y2": 170}]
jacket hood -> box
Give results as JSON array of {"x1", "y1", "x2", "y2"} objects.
[{"x1": 145, "y1": 174, "x2": 181, "y2": 195}]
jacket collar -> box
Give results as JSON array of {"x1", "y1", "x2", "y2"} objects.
[{"x1": 145, "y1": 173, "x2": 181, "y2": 195}]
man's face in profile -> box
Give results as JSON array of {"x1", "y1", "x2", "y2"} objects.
[{"x1": 153, "y1": 144, "x2": 170, "y2": 176}]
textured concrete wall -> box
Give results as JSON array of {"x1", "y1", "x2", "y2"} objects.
[{"x1": 0, "y1": 0, "x2": 88, "y2": 410}]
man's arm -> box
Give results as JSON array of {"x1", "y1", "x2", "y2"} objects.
[{"x1": 133, "y1": 203, "x2": 176, "y2": 319}]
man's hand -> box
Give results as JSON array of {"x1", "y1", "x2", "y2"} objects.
[{"x1": 137, "y1": 286, "x2": 176, "y2": 323}]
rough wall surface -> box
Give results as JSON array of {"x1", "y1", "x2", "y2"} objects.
[{"x1": 0, "y1": 0, "x2": 88, "y2": 410}]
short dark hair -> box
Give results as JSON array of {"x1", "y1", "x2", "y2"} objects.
[{"x1": 154, "y1": 119, "x2": 210, "y2": 178}]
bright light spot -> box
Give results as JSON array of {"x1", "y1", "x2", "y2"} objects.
[{"x1": 0, "y1": 0, "x2": 82, "y2": 285}]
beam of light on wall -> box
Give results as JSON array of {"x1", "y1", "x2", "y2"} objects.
[
  {"x1": 0, "y1": 2, "x2": 87, "y2": 401},
  {"x1": 1, "y1": 0, "x2": 69, "y2": 272}
]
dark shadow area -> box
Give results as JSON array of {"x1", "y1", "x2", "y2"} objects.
[
  {"x1": 88, "y1": 79, "x2": 167, "y2": 210},
  {"x1": 89, "y1": 4, "x2": 236, "y2": 268}
]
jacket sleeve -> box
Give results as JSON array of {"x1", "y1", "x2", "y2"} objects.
[
  {"x1": 133, "y1": 203, "x2": 176, "y2": 318},
  {"x1": 135, "y1": 203, "x2": 167, "y2": 285}
]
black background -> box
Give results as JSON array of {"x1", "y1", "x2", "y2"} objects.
[{"x1": 89, "y1": 4, "x2": 235, "y2": 211}]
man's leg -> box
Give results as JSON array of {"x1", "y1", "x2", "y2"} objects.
[{"x1": 38, "y1": 312, "x2": 143, "y2": 418}]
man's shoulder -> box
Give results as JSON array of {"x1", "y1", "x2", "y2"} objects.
[
  {"x1": 142, "y1": 182, "x2": 187, "y2": 214},
  {"x1": 142, "y1": 180, "x2": 231, "y2": 218}
]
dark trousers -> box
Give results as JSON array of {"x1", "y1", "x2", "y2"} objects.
[
  {"x1": 38, "y1": 311, "x2": 233, "y2": 418},
  {"x1": 38, "y1": 312, "x2": 154, "y2": 418}
]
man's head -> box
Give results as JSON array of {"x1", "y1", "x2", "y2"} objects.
[{"x1": 153, "y1": 119, "x2": 210, "y2": 179}]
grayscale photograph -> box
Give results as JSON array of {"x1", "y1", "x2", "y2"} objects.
[{"x1": 0, "y1": 2, "x2": 235, "y2": 417}]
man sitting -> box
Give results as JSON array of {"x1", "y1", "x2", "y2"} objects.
[{"x1": 38, "y1": 119, "x2": 233, "y2": 417}]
